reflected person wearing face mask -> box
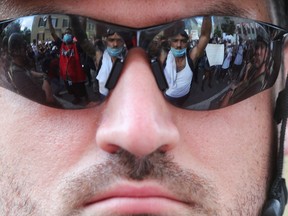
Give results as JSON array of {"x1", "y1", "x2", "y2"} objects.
[
  {"x1": 48, "y1": 16, "x2": 89, "y2": 105},
  {"x1": 159, "y1": 17, "x2": 212, "y2": 106},
  {"x1": 63, "y1": 33, "x2": 73, "y2": 44},
  {"x1": 95, "y1": 29, "x2": 127, "y2": 100}
]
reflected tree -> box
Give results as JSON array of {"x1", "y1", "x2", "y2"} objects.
[
  {"x1": 221, "y1": 17, "x2": 236, "y2": 35},
  {"x1": 3, "y1": 21, "x2": 21, "y2": 38},
  {"x1": 22, "y1": 27, "x2": 31, "y2": 43},
  {"x1": 214, "y1": 26, "x2": 222, "y2": 38},
  {"x1": 2, "y1": 21, "x2": 31, "y2": 43}
]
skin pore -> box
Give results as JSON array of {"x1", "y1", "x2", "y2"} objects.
[{"x1": 0, "y1": 0, "x2": 278, "y2": 216}]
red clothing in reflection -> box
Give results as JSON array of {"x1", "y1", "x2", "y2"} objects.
[{"x1": 59, "y1": 43, "x2": 86, "y2": 83}]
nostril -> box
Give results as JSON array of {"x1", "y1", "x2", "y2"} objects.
[
  {"x1": 158, "y1": 144, "x2": 172, "y2": 154},
  {"x1": 101, "y1": 143, "x2": 121, "y2": 154}
]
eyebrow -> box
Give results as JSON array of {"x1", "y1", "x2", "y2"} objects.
[
  {"x1": 0, "y1": 0, "x2": 267, "y2": 25},
  {"x1": 0, "y1": 1, "x2": 64, "y2": 20},
  {"x1": 199, "y1": 1, "x2": 255, "y2": 19}
]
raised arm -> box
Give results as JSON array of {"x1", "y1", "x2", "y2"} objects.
[
  {"x1": 70, "y1": 15, "x2": 96, "y2": 59},
  {"x1": 190, "y1": 16, "x2": 212, "y2": 65},
  {"x1": 47, "y1": 15, "x2": 60, "y2": 42}
]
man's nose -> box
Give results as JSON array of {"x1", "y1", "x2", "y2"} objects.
[
  {"x1": 175, "y1": 42, "x2": 181, "y2": 48},
  {"x1": 112, "y1": 40, "x2": 118, "y2": 47},
  {"x1": 112, "y1": 39, "x2": 121, "y2": 47},
  {"x1": 95, "y1": 48, "x2": 180, "y2": 157}
]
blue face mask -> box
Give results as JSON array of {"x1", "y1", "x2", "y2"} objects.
[
  {"x1": 107, "y1": 46, "x2": 124, "y2": 57},
  {"x1": 171, "y1": 47, "x2": 186, "y2": 57},
  {"x1": 63, "y1": 34, "x2": 73, "y2": 44}
]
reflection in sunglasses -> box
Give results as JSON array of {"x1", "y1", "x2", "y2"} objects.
[
  {"x1": 106, "y1": 38, "x2": 124, "y2": 44},
  {"x1": 0, "y1": 14, "x2": 286, "y2": 110},
  {"x1": 170, "y1": 38, "x2": 188, "y2": 44}
]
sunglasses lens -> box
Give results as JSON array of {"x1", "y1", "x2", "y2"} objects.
[
  {"x1": 0, "y1": 14, "x2": 285, "y2": 110},
  {"x1": 0, "y1": 15, "x2": 133, "y2": 109},
  {"x1": 144, "y1": 17, "x2": 284, "y2": 110}
]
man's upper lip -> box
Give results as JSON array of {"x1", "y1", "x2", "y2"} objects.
[{"x1": 84, "y1": 183, "x2": 185, "y2": 206}]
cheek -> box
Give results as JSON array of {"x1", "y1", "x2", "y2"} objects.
[
  {"x1": 171, "y1": 43, "x2": 177, "y2": 48},
  {"x1": 0, "y1": 91, "x2": 101, "y2": 188},
  {"x1": 173, "y1": 90, "x2": 274, "y2": 191}
]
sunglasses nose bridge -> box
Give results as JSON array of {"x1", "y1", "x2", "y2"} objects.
[
  {"x1": 119, "y1": 48, "x2": 165, "y2": 96},
  {"x1": 105, "y1": 46, "x2": 168, "y2": 93},
  {"x1": 105, "y1": 47, "x2": 160, "y2": 90}
]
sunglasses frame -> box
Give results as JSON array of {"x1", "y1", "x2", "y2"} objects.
[{"x1": 0, "y1": 14, "x2": 287, "y2": 110}]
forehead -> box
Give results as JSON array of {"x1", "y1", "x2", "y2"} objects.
[
  {"x1": 65, "y1": 29, "x2": 72, "y2": 34},
  {"x1": 0, "y1": 0, "x2": 271, "y2": 27},
  {"x1": 256, "y1": 41, "x2": 268, "y2": 48},
  {"x1": 107, "y1": 33, "x2": 122, "y2": 39},
  {"x1": 171, "y1": 34, "x2": 187, "y2": 40}
]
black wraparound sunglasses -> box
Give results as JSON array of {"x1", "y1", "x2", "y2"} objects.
[{"x1": 0, "y1": 14, "x2": 287, "y2": 110}]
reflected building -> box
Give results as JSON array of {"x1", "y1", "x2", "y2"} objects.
[
  {"x1": 213, "y1": 16, "x2": 257, "y2": 43},
  {"x1": 30, "y1": 15, "x2": 98, "y2": 43},
  {"x1": 184, "y1": 18, "x2": 199, "y2": 40}
]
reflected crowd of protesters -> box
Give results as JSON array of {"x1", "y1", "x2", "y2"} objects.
[
  {"x1": 0, "y1": 14, "x2": 278, "y2": 110},
  {"x1": 154, "y1": 29, "x2": 274, "y2": 110},
  {"x1": 145, "y1": 18, "x2": 277, "y2": 110}
]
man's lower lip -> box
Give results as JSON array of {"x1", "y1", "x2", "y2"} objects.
[{"x1": 84, "y1": 197, "x2": 189, "y2": 214}]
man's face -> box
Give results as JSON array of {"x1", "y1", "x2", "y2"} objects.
[
  {"x1": 106, "y1": 33, "x2": 124, "y2": 48},
  {"x1": 12, "y1": 40, "x2": 29, "y2": 61},
  {"x1": 0, "y1": 0, "x2": 275, "y2": 215},
  {"x1": 170, "y1": 34, "x2": 188, "y2": 50},
  {"x1": 255, "y1": 41, "x2": 268, "y2": 69},
  {"x1": 65, "y1": 29, "x2": 73, "y2": 35}
]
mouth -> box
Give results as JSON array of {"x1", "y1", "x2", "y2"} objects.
[{"x1": 82, "y1": 182, "x2": 193, "y2": 215}]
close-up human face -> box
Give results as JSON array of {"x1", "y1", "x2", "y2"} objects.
[{"x1": 0, "y1": 0, "x2": 285, "y2": 216}]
